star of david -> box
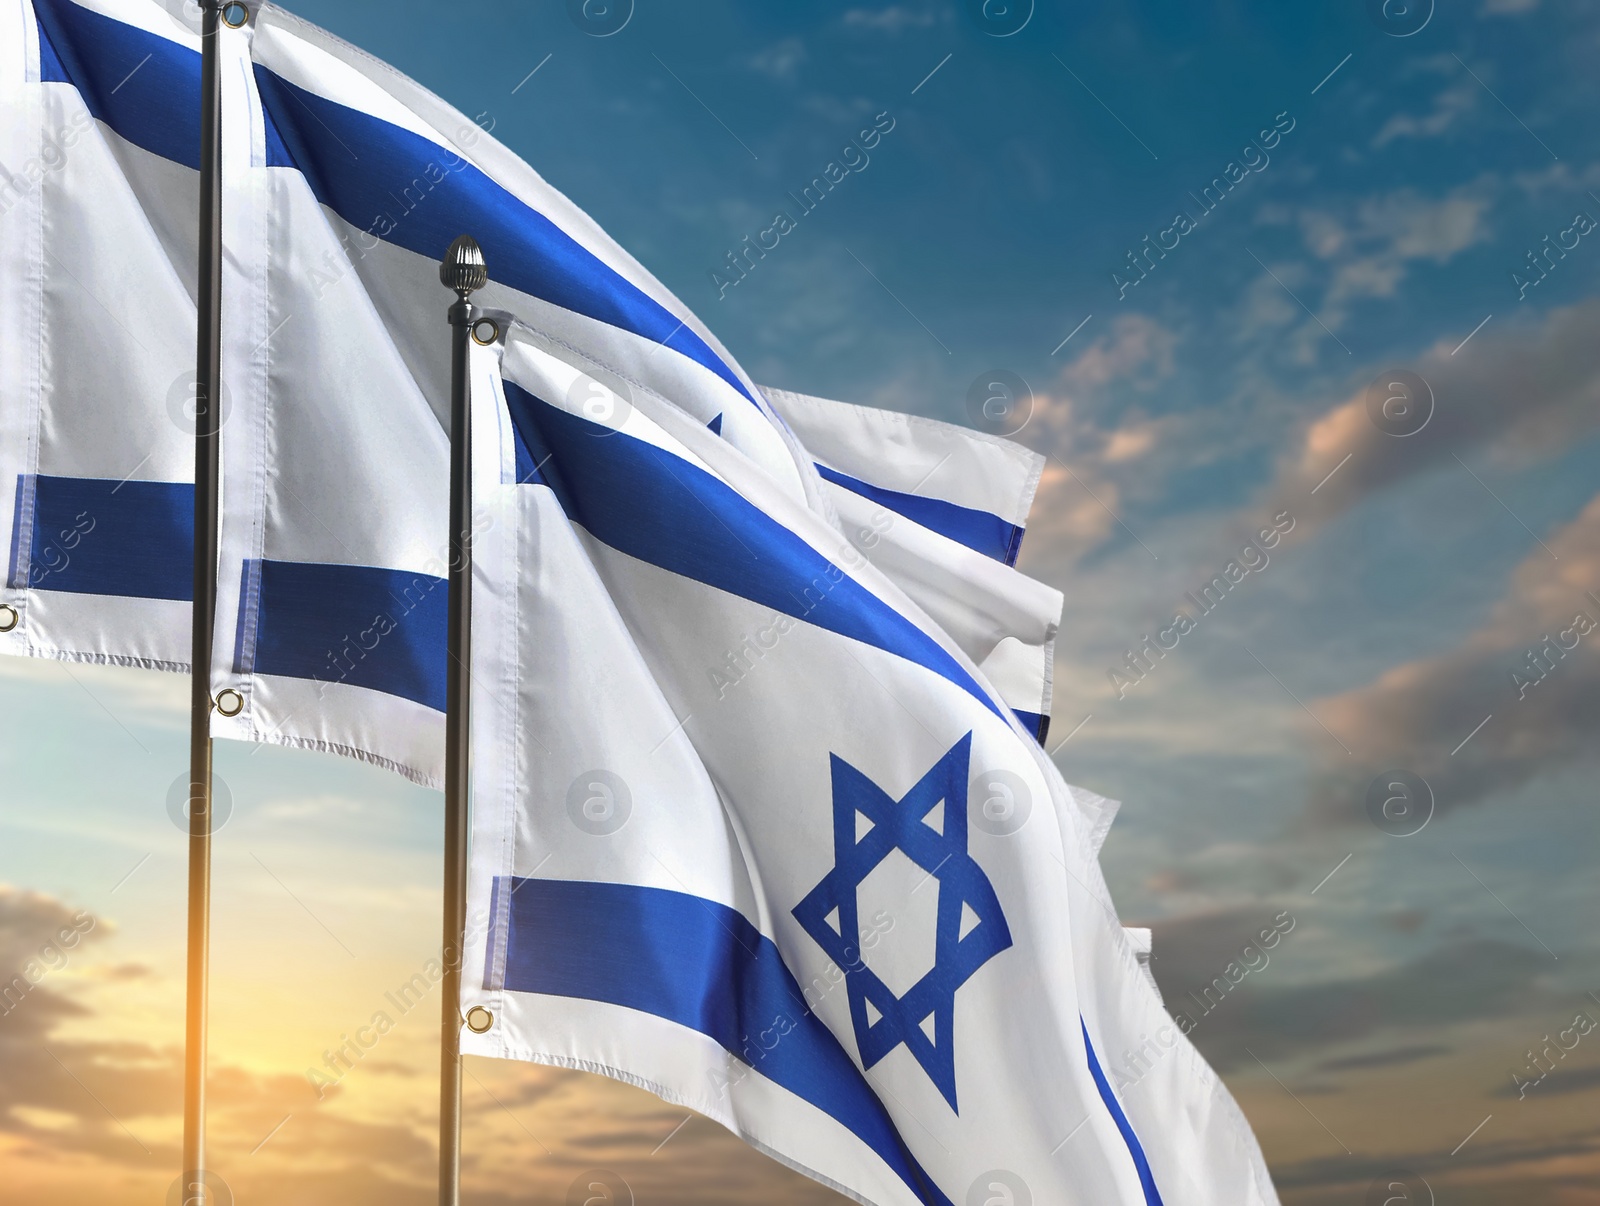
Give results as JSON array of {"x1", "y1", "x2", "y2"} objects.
[{"x1": 792, "y1": 732, "x2": 1012, "y2": 1113}]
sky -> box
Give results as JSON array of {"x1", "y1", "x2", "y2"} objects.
[{"x1": 3, "y1": 1, "x2": 1600, "y2": 1203}]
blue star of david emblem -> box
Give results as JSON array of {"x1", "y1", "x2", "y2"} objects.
[{"x1": 792, "y1": 733, "x2": 1012, "y2": 1113}]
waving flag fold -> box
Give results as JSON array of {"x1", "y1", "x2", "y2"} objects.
[{"x1": 763, "y1": 388, "x2": 1060, "y2": 742}]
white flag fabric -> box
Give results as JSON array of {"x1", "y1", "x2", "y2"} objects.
[
  {"x1": 458, "y1": 321, "x2": 1279, "y2": 1206},
  {"x1": 763, "y1": 388, "x2": 1059, "y2": 742},
  {"x1": 762, "y1": 386, "x2": 1042, "y2": 568}
]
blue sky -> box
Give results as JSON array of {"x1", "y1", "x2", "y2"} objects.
[{"x1": 3, "y1": 1, "x2": 1599, "y2": 1203}]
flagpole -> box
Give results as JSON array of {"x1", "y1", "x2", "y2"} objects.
[
  {"x1": 438, "y1": 235, "x2": 486, "y2": 1206},
  {"x1": 183, "y1": 0, "x2": 225, "y2": 1198}
]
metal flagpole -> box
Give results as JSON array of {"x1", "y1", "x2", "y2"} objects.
[
  {"x1": 437, "y1": 235, "x2": 486, "y2": 1206},
  {"x1": 182, "y1": 0, "x2": 225, "y2": 1199}
]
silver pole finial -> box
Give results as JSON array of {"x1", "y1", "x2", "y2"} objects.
[{"x1": 440, "y1": 234, "x2": 488, "y2": 298}]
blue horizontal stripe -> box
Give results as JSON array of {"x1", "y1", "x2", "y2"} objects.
[
  {"x1": 493, "y1": 877, "x2": 954, "y2": 1206},
  {"x1": 34, "y1": 0, "x2": 200, "y2": 169},
  {"x1": 502, "y1": 382, "x2": 1004, "y2": 722},
  {"x1": 250, "y1": 66, "x2": 758, "y2": 409},
  {"x1": 1083, "y1": 1018, "x2": 1166, "y2": 1206},
  {"x1": 815, "y1": 464, "x2": 1025, "y2": 566},
  {"x1": 245, "y1": 560, "x2": 447, "y2": 711},
  {"x1": 10, "y1": 475, "x2": 191, "y2": 601}
]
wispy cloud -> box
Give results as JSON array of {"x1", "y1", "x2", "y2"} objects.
[
  {"x1": 1307, "y1": 491, "x2": 1600, "y2": 821},
  {"x1": 840, "y1": 6, "x2": 942, "y2": 34},
  {"x1": 1268, "y1": 298, "x2": 1600, "y2": 535}
]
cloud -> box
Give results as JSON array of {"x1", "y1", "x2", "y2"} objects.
[
  {"x1": 1268, "y1": 298, "x2": 1600, "y2": 536},
  {"x1": 1102, "y1": 421, "x2": 1160, "y2": 463},
  {"x1": 1314, "y1": 1044, "x2": 1451, "y2": 1073},
  {"x1": 1057, "y1": 313, "x2": 1176, "y2": 396},
  {"x1": 1299, "y1": 186, "x2": 1492, "y2": 269},
  {"x1": 1497, "y1": 1063, "x2": 1600, "y2": 1100},
  {"x1": 1269, "y1": 184, "x2": 1496, "y2": 333},
  {"x1": 1022, "y1": 455, "x2": 1123, "y2": 563},
  {"x1": 1007, "y1": 315, "x2": 1184, "y2": 564},
  {"x1": 1236, "y1": 184, "x2": 1492, "y2": 360},
  {"x1": 0, "y1": 892, "x2": 176, "y2": 1167},
  {"x1": 1173, "y1": 938, "x2": 1551, "y2": 1071},
  {"x1": 1138, "y1": 905, "x2": 1293, "y2": 1003},
  {"x1": 0, "y1": 884, "x2": 437, "y2": 1193},
  {"x1": 0, "y1": 655, "x2": 187, "y2": 727},
  {"x1": 0, "y1": 886, "x2": 101, "y2": 974},
  {"x1": 745, "y1": 38, "x2": 807, "y2": 84},
  {"x1": 258, "y1": 792, "x2": 376, "y2": 822},
  {"x1": 840, "y1": 7, "x2": 942, "y2": 33},
  {"x1": 0, "y1": 885, "x2": 847, "y2": 1205},
  {"x1": 1305, "y1": 491, "x2": 1600, "y2": 822},
  {"x1": 1272, "y1": 1126, "x2": 1600, "y2": 1198},
  {"x1": 1373, "y1": 77, "x2": 1478, "y2": 148},
  {"x1": 1324, "y1": 188, "x2": 1492, "y2": 315}
]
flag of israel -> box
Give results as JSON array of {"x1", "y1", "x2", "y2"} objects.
[{"x1": 458, "y1": 321, "x2": 1279, "y2": 1206}]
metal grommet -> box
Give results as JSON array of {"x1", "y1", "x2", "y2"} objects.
[
  {"x1": 0, "y1": 604, "x2": 17, "y2": 632},
  {"x1": 471, "y1": 318, "x2": 500, "y2": 346},
  {"x1": 214, "y1": 688, "x2": 244, "y2": 717},
  {"x1": 464, "y1": 1006, "x2": 494, "y2": 1034},
  {"x1": 221, "y1": 2, "x2": 250, "y2": 28}
]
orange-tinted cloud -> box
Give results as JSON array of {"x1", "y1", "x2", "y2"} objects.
[
  {"x1": 1307, "y1": 493, "x2": 1600, "y2": 822},
  {"x1": 1269, "y1": 300, "x2": 1600, "y2": 541}
]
